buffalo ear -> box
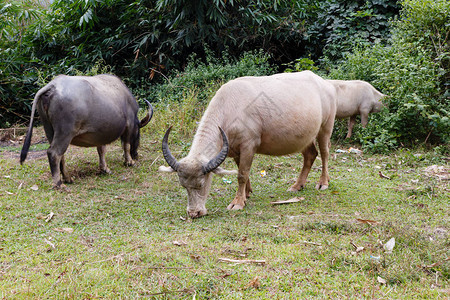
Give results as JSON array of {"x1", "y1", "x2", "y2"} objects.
[
  {"x1": 158, "y1": 166, "x2": 176, "y2": 173},
  {"x1": 212, "y1": 167, "x2": 238, "y2": 176}
]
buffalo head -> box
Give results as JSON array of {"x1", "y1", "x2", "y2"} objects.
[{"x1": 159, "y1": 126, "x2": 236, "y2": 218}]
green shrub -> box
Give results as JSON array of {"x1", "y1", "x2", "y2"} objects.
[
  {"x1": 141, "y1": 49, "x2": 275, "y2": 104},
  {"x1": 327, "y1": 0, "x2": 449, "y2": 152},
  {"x1": 0, "y1": 1, "x2": 45, "y2": 127},
  {"x1": 304, "y1": 0, "x2": 399, "y2": 63}
]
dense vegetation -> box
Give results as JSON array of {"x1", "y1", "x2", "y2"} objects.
[{"x1": 1, "y1": 0, "x2": 448, "y2": 153}]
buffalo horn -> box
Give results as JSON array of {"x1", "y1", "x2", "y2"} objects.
[
  {"x1": 202, "y1": 127, "x2": 229, "y2": 174},
  {"x1": 139, "y1": 99, "x2": 153, "y2": 128},
  {"x1": 162, "y1": 126, "x2": 179, "y2": 171}
]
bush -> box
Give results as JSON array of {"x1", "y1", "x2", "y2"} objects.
[
  {"x1": 140, "y1": 49, "x2": 275, "y2": 104},
  {"x1": 304, "y1": 0, "x2": 399, "y2": 63},
  {"x1": 327, "y1": 0, "x2": 449, "y2": 152},
  {"x1": 0, "y1": 1, "x2": 43, "y2": 127}
]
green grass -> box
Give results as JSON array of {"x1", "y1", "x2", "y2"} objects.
[{"x1": 0, "y1": 113, "x2": 448, "y2": 298}]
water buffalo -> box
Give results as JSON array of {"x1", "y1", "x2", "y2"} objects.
[
  {"x1": 159, "y1": 71, "x2": 337, "y2": 218},
  {"x1": 327, "y1": 80, "x2": 386, "y2": 138},
  {"x1": 20, "y1": 74, "x2": 153, "y2": 188}
]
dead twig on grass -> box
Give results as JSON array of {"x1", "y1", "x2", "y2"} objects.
[
  {"x1": 270, "y1": 197, "x2": 304, "y2": 205},
  {"x1": 302, "y1": 241, "x2": 322, "y2": 246},
  {"x1": 218, "y1": 258, "x2": 266, "y2": 265},
  {"x1": 142, "y1": 288, "x2": 194, "y2": 297}
]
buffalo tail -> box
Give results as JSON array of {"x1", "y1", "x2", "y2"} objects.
[{"x1": 20, "y1": 85, "x2": 51, "y2": 164}]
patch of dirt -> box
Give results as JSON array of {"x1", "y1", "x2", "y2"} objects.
[
  {"x1": 423, "y1": 165, "x2": 450, "y2": 181},
  {"x1": 0, "y1": 127, "x2": 48, "y2": 161}
]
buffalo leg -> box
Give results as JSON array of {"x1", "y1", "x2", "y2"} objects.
[
  {"x1": 233, "y1": 157, "x2": 252, "y2": 198},
  {"x1": 60, "y1": 155, "x2": 73, "y2": 184},
  {"x1": 360, "y1": 112, "x2": 369, "y2": 127},
  {"x1": 227, "y1": 149, "x2": 254, "y2": 210},
  {"x1": 288, "y1": 143, "x2": 318, "y2": 191},
  {"x1": 97, "y1": 145, "x2": 111, "y2": 174},
  {"x1": 47, "y1": 136, "x2": 71, "y2": 188},
  {"x1": 122, "y1": 142, "x2": 134, "y2": 166},
  {"x1": 316, "y1": 132, "x2": 331, "y2": 190},
  {"x1": 346, "y1": 115, "x2": 357, "y2": 138}
]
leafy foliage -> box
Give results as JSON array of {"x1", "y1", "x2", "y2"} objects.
[
  {"x1": 144, "y1": 49, "x2": 275, "y2": 104},
  {"x1": 0, "y1": 0, "x2": 45, "y2": 127},
  {"x1": 328, "y1": 0, "x2": 449, "y2": 152},
  {"x1": 304, "y1": 0, "x2": 399, "y2": 63}
]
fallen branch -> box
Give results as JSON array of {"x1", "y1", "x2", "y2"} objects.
[
  {"x1": 218, "y1": 258, "x2": 266, "y2": 265},
  {"x1": 142, "y1": 288, "x2": 194, "y2": 297},
  {"x1": 146, "y1": 266, "x2": 193, "y2": 270},
  {"x1": 379, "y1": 171, "x2": 391, "y2": 180},
  {"x1": 423, "y1": 257, "x2": 449, "y2": 269},
  {"x1": 356, "y1": 218, "x2": 380, "y2": 226},
  {"x1": 302, "y1": 240, "x2": 322, "y2": 246},
  {"x1": 271, "y1": 197, "x2": 304, "y2": 205}
]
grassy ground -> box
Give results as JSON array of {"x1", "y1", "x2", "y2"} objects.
[{"x1": 0, "y1": 116, "x2": 448, "y2": 298}]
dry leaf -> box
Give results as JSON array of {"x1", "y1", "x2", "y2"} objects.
[
  {"x1": 53, "y1": 227, "x2": 74, "y2": 233},
  {"x1": 44, "y1": 239, "x2": 55, "y2": 249},
  {"x1": 384, "y1": 238, "x2": 395, "y2": 253},
  {"x1": 44, "y1": 212, "x2": 54, "y2": 222},
  {"x1": 271, "y1": 197, "x2": 304, "y2": 205},
  {"x1": 350, "y1": 242, "x2": 364, "y2": 253},
  {"x1": 377, "y1": 276, "x2": 387, "y2": 284},
  {"x1": 30, "y1": 185, "x2": 39, "y2": 191},
  {"x1": 356, "y1": 218, "x2": 380, "y2": 226},
  {"x1": 379, "y1": 171, "x2": 391, "y2": 180},
  {"x1": 247, "y1": 276, "x2": 260, "y2": 289},
  {"x1": 172, "y1": 240, "x2": 187, "y2": 246}
]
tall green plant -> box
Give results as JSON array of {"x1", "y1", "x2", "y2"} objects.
[
  {"x1": 141, "y1": 49, "x2": 275, "y2": 104},
  {"x1": 328, "y1": 0, "x2": 449, "y2": 152},
  {"x1": 304, "y1": 0, "x2": 399, "y2": 63},
  {"x1": 0, "y1": 0, "x2": 44, "y2": 127}
]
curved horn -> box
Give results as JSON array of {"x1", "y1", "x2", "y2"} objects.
[
  {"x1": 202, "y1": 127, "x2": 229, "y2": 174},
  {"x1": 162, "y1": 126, "x2": 180, "y2": 171},
  {"x1": 139, "y1": 99, "x2": 153, "y2": 128}
]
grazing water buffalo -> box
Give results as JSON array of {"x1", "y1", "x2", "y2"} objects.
[
  {"x1": 159, "y1": 71, "x2": 337, "y2": 218},
  {"x1": 327, "y1": 80, "x2": 386, "y2": 138},
  {"x1": 20, "y1": 74, "x2": 153, "y2": 188}
]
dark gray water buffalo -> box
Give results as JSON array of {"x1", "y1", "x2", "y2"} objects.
[
  {"x1": 20, "y1": 74, "x2": 153, "y2": 187},
  {"x1": 327, "y1": 80, "x2": 386, "y2": 138},
  {"x1": 159, "y1": 71, "x2": 337, "y2": 218}
]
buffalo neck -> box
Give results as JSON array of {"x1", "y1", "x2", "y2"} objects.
[{"x1": 188, "y1": 111, "x2": 223, "y2": 162}]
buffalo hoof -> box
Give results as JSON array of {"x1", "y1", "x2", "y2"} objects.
[
  {"x1": 287, "y1": 185, "x2": 304, "y2": 192},
  {"x1": 63, "y1": 177, "x2": 74, "y2": 184},
  {"x1": 315, "y1": 184, "x2": 328, "y2": 190},
  {"x1": 53, "y1": 183, "x2": 71, "y2": 192},
  {"x1": 124, "y1": 160, "x2": 135, "y2": 167},
  {"x1": 227, "y1": 203, "x2": 244, "y2": 210},
  {"x1": 100, "y1": 168, "x2": 111, "y2": 174},
  {"x1": 188, "y1": 210, "x2": 207, "y2": 219}
]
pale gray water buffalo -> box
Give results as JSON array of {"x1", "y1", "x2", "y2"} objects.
[
  {"x1": 159, "y1": 71, "x2": 337, "y2": 218},
  {"x1": 20, "y1": 74, "x2": 153, "y2": 188},
  {"x1": 327, "y1": 80, "x2": 386, "y2": 138}
]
